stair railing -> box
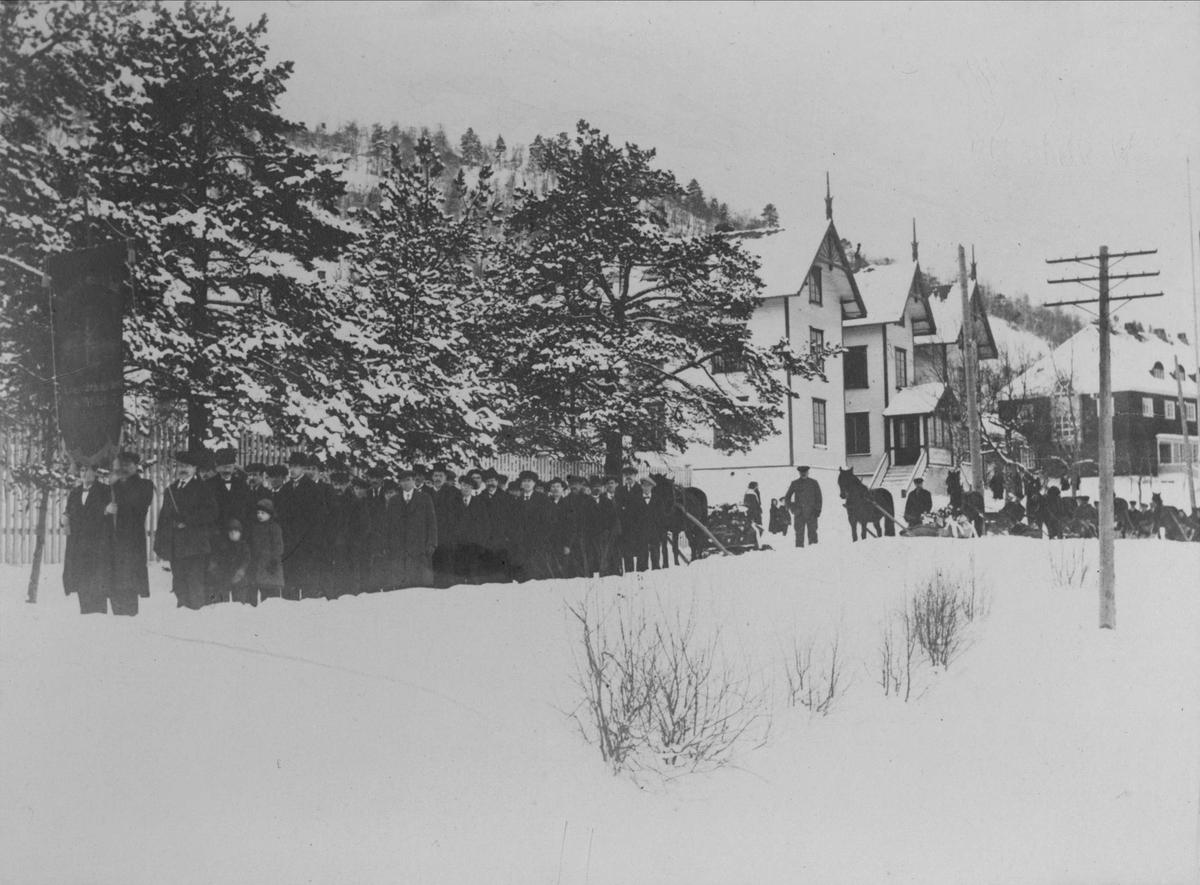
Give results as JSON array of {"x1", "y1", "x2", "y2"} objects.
[{"x1": 868, "y1": 450, "x2": 890, "y2": 490}]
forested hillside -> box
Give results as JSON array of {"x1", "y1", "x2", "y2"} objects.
[{"x1": 285, "y1": 121, "x2": 777, "y2": 233}]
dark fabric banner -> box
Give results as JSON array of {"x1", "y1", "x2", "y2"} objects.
[{"x1": 46, "y1": 241, "x2": 130, "y2": 466}]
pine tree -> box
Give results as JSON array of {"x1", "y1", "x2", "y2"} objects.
[
  {"x1": 85, "y1": 0, "x2": 355, "y2": 449},
  {"x1": 494, "y1": 134, "x2": 506, "y2": 164},
  {"x1": 685, "y1": 178, "x2": 705, "y2": 214},
  {"x1": 327, "y1": 138, "x2": 509, "y2": 462},
  {"x1": 488, "y1": 121, "x2": 834, "y2": 471},
  {"x1": 762, "y1": 203, "x2": 779, "y2": 227},
  {"x1": 459, "y1": 127, "x2": 483, "y2": 165}
]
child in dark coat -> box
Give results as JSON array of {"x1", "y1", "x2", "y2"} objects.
[
  {"x1": 248, "y1": 499, "x2": 285, "y2": 603},
  {"x1": 209, "y1": 518, "x2": 251, "y2": 605},
  {"x1": 768, "y1": 498, "x2": 790, "y2": 535}
]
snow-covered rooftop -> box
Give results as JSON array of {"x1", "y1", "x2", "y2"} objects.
[
  {"x1": 726, "y1": 220, "x2": 865, "y2": 318},
  {"x1": 917, "y1": 281, "x2": 998, "y2": 359},
  {"x1": 1006, "y1": 323, "x2": 1198, "y2": 399},
  {"x1": 844, "y1": 260, "x2": 934, "y2": 333},
  {"x1": 883, "y1": 381, "x2": 951, "y2": 416}
]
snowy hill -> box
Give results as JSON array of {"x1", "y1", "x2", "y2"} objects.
[{"x1": 3, "y1": 535, "x2": 1197, "y2": 885}]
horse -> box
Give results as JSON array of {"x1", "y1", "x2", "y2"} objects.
[
  {"x1": 836, "y1": 467, "x2": 896, "y2": 541},
  {"x1": 649, "y1": 473, "x2": 710, "y2": 564}
]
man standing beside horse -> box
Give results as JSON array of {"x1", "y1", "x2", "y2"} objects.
[{"x1": 784, "y1": 466, "x2": 822, "y2": 547}]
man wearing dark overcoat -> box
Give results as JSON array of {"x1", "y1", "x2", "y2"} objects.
[
  {"x1": 346, "y1": 476, "x2": 374, "y2": 594},
  {"x1": 365, "y1": 466, "x2": 390, "y2": 591},
  {"x1": 209, "y1": 448, "x2": 254, "y2": 532},
  {"x1": 783, "y1": 465, "x2": 823, "y2": 547},
  {"x1": 593, "y1": 475, "x2": 623, "y2": 576},
  {"x1": 386, "y1": 468, "x2": 438, "y2": 589},
  {"x1": 108, "y1": 451, "x2": 156, "y2": 613},
  {"x1": 507, "y1": 470, "x2": 554, "y2": 582},
  {"x1": 903, "y1": 477, "x2": 933, "y2": 527},
  {"x1": 153, "y1": 450, "x2": 219, "y2": 609},
  {"x1": 561, "y1": 475, "x2": 596, "y2": 578},
  {"x1": 474, "y1": 468, "x2": 512, "y2": 583},
  {"x1": 428, "y1": 462, "x2": 459, "y2": 587},
  {"x1": 324, "y1": 470, "x2": 355, "y2": 598},
  {"x1": 63, "y1": 463, "x2": 115, "y2": 614},
  {"x1": 622, "y1": 476, "x2": 660, "y2": 572},
  {"x1": 545, "y1": 478, "x2": 578, "y2": 578}
]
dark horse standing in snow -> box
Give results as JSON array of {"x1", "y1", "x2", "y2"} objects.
[
  {"x1": 650, "y1": 473, "x2": 710, "y2": 564},
  {"x1": 837, "y1": 467, "x2": 896, "y2": 541}
]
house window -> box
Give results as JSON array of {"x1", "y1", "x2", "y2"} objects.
[
  {"x1": 929, "y1": 414, "x2": 952, "y2": 449},
  {"x1": 1159, "y1": 442, "x2": 1173, "y2": 464},
  {"x1": 1165, "y1": 399, "x2": 1176, "y2": 421},
  {"x1": 1142, "y1": 397, "x2": 1155, "y2": 418},
  {"x1": 845, "y1": 412, "x2": 870, "y2": 455},
  {"x1": 808, "y1": 266, "x2": 822, "y2": 305},
  {"x1": 844, "y1": 346, "x2": 869, "y2": 389},
  {"x1": 1188, "y1": 402, "x2": 1197, "y2": 422},
  {"x1": 895, "y1": 347, "x2": 908, "y2": 389},
  {"x1": 1151, "y1": 362, "x2": 1164, "y2": 379},
  {"x1": 1052, "y1": 394, "x2": 1076, "y2": 446},
  {"x1": 812, "y1": 398, "x2": 827, "y2": 447},
  {"x1": 810, "y1": 327, "x2": 825, "y2": 372},
  {"x1": 711, "y1": 354, "x2": 748, "y2": 374}
]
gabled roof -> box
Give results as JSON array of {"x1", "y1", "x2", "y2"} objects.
[
  {"x1": 843, "y1": 260, "x2": 935, "y2": 333},
  {"x1": 883, "y1": 381, "x2": 956, "y2": 417},
  {"x1": 725, "y1": 221, "x2": 867, "y2": 320},
  {"x1": 1005, "y1": 323, "x2": 1198, "y2": 400},
  {"x1": 917, "y1": 280, "x2": 998, "y2": 360}
]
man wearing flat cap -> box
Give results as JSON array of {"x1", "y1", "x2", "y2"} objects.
[
  {"x1": 784, "y1": 465, "x2": 823, "y2": 547},
  {"x1": 154, "y1": 449, "x2": 219, "y2": 609},
  {"x1": 904, "y1": 477, "x2": 933, "y2": 527},
  {"x1": 107, "y1": 450, "x2": 156, "y2": 613}
]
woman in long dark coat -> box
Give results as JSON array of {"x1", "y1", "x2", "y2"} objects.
[{"x1": 63, "y1": 464, "x2": 114, "y2": 615}]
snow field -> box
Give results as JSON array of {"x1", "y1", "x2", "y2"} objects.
[{"x1": 2, "y1": 534, "x2": 1197, "y2": 885}]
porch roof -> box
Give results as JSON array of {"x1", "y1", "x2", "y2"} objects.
[{"x1": 883, "y1": 381, "x2": 951, "y2": 417}]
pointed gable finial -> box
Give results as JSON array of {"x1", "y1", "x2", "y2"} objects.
[
  {"x1": 825, "y1": 172, "x2": 833, "y2": 221},
  {"x1": 970, "y1": 245, "x2": 977, "y2": 280},
  {"x1": 911, "y1": 218, "x2": 918, "y2": 262}
]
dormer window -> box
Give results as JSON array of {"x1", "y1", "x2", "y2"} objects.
[
  {"x1": 1151, "y1": 362, "x2": 1164, "y2": 379},
  {"x1": 808, "y1": 267, "x2": 823, "y2": 305}
]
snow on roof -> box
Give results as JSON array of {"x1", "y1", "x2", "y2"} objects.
[
  {"x1": 883, "y1": 381, "x2": 950, "y2": 416},
  {"x1": 843, "y1": 260, "x2": 933, "y2": 332},
  {"x1": 1006, "y1": 324, "x2": 1198, "y2": 399},
  {"x1": 917, "y1": 280, "x2": 998, "y2": 359},
  {"x1": 725, "y1": 220, "x2": 866, "y2": 318}
]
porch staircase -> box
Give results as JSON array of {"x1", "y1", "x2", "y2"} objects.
[{"x1": 868, "y1": 451, "x2": 929, "y2": 499}]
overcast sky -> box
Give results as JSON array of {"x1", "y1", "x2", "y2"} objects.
[{"x1": 232, "y1": 0, "x2": 1200, "y2": 339}]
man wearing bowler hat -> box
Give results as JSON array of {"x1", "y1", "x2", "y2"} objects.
[
  {"x1": 509, "y1": 469, "x2": 553, "y2": 581},
  {"x1": 783, "y1": 466, "x2": 823, "y2": 547},
  {"x1": 154, "y1": 449, "x2": 219, "y2": 609},
  {"x1": 385, "y1": 468, "x2": 438, "y2": 589}
]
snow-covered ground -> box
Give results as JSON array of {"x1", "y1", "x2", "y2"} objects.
[{"x1": 3, "y1": 533, "x2": 1198, "y2": 885}]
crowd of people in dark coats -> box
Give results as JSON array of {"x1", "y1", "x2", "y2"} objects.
[{"x1": 62, "y1": 447, "x2": 679, "y2": 615}]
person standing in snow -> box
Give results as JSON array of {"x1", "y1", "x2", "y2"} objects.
[
  {"x1": 768, "y1": 498, "x2": 790, "y2": 536},
  {"x1": 783, "y1": 466, "x2": 823, "y2": 547},
  {"x1": 385, "y1": 468, "x2": 438, "y2": 589},
  {"x1": 509, "y1": 469, "x2": 554, "y2": 582},
  {"x1": 247, "y1": 499, "x2": 284, "y2": 603},
  {"x1": 743, "y1": 481, "x2": 763, "y2": 531},
  {"x1": 62, "y1": 462, "x2": 115, "y2": 614},
  {"x1": 153, "y1": 449, "x2": 219, "y2": 610},
  {"x1": 108, "y1": 450, "x2": 155, "y2": 614},
  {"x1": 903, "y1": 477, "x2": 933, "y2": 527},
  {"x1": 428, "y1": 462, "x2": 460, "y2": 588}
]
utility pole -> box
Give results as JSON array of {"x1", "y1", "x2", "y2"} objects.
[
  {"x1": 1175, "y1": 356, "x2": 1197, "y2": 514},
  {"x1": 958, "y1": 246, "x2": 983, "y2": 493},
  {"x1": 1047, "y1": 248, "x2": 1161, "y2": 630}
]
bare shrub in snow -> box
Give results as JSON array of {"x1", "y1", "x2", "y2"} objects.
[
  {"x1": 784, "y1": 633, "x2": 844, "y2": 715},
  {"x1": 957, "y1": 552, "x2": 992, "y2": 623},
  {"x1": 1048, "y1": 541, "x2": 1093, "y2": 590},
  {"x1": 878, "y1": 608, "x2": 918, "y2": 701},
  {"x1": 910, "y1": 569, "x2": 965, "y2": 668},
  {"x1": 567, "y1": 594, "x2": 771, "y2": 776}
]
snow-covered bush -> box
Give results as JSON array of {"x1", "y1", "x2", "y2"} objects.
[{"x1": 568, "y1": 591, "x2": 771, "y2": 777}]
